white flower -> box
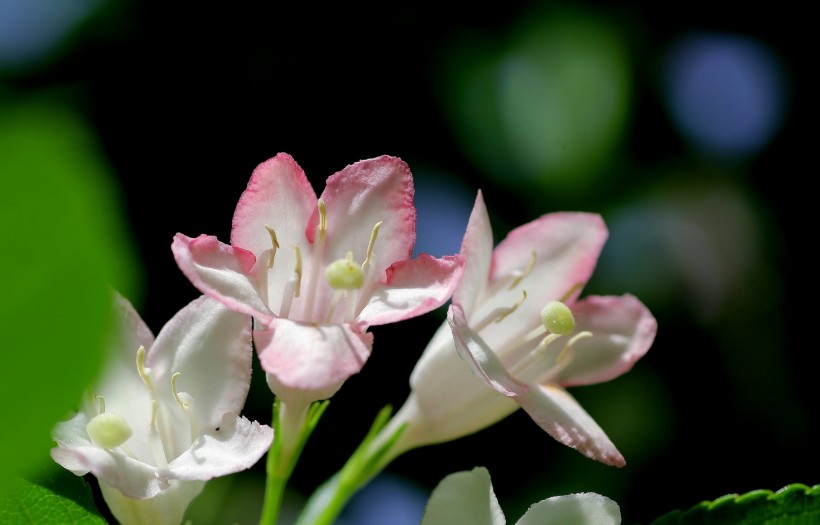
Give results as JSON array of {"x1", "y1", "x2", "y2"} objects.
[{"x1": 50, "y1": 294, "x2": 273, "y2": 525}]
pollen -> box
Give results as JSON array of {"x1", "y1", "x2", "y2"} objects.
[
  {"x1": 540, "y1": 300, "x2": 576, "y2": 336},
  {"x1": 87, "y1": 412, "x2": 133, "y2": 449},
  {"x1": 325, "y1": 254, "x2": 365, "y2": 290}
]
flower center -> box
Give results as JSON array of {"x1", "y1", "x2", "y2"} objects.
[
  {"x1": 86, "y1": 412, "x2": 132, "y2": 449},
  {"x1": 262, "y1": 199, "x2": 383, "y2": 324}
]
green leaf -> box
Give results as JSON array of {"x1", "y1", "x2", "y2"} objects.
[
  {"x1": 0, "y1": 95, "x2": 139, "y2": 493},
  {"x1": 650, "y1": 483, "x2": 820, "y2": 525},
  {"x1": 0, "y1": 469, "x2": 106, "y2": 524}
]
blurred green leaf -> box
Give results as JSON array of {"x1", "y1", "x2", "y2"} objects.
[
  {"x1": 650, "y1": 483, "x2": 820, "y2": 525},
  {"x1": 0, "y1": 469, "x2": 106, "y2": 524},
  {"x1": 0, "y1": 97, "x2": 138, "y2": 492}
]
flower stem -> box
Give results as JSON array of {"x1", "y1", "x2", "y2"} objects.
[
  {"x1": 258, "y1": 398, "x2": 329, "y2": 525},
  {"x1": 294, "y1": 405, "x2": 407, "y2": 525}
]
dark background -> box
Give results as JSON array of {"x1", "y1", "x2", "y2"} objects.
[{"x1": 2, "y1": 1, "x2": 812, "y2": 523}]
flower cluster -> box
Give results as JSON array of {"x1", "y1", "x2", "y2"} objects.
[{"x1": 50, "y1": 154, "x2": 656, "y2": 525}]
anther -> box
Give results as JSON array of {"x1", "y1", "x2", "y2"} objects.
[
  {"x1": 87, "y1": 412, "x2": 132, "y2": 449},
  {"x1": 509, "y1": 250, "x2": 537, "y2": 289},
  {"x1": 540, "y1": 301, "x2": 576, "y2": 336},
  {"x1": 362, "y1": 221, "x2": 383, "y2": 270},
  {"x1": 292, "y1": 245, "x2": 303, "y2": 297},
  {"x1": 136, "y1": 346, "x2": 153, "y2": 388},
  {"x1": 318, "y1": 199, "x2": 328, "y2": 241},
  {"x1": 171, "y1": 372, "x2": 189, "y2": 412},
  {"x1": 265, "y1": 225, "x2": 280, "y2": 269},
  {"x1": 325, "y1": 252, "x2": 365, "y2": 290}
]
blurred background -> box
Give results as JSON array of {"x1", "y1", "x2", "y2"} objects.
[{"x1": 1, "y1": 1, "x2": 812, "y2": 523}]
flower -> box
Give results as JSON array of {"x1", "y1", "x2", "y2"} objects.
[
  {"x1": 50, "y1": 294, "x2": 273, "y2": 525},
  {"x1": 381, "y1": 192, "x2": 656, "y2": 466},
  {"x1": 420, "y1": 467, "x2": 621, "y2": 525},
  {"x1": 172, "y1": 153, "x2": 463, "y2": 405}
]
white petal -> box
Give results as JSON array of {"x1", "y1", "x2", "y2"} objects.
[
  {"x1": 518, "y1": 385, "x2": 624, "y2": 467},
  {"x1": 420, "y1": 467, "x2": 506, "y2": 525},
  {"x1": 100, "y1": 479, "x2": 205, "y2": 525},
  {"x1": 165, "y1": 414, "x2": 272, "y2": 481},
  {"x1": 147, "y1": 296, "x2": 253, "y2": 432},
  {"x1": 453, "y1": 191, "x2": 494, "y2": 319},
  {"x1": 516, "y1": 493, "x2": 621, "y2": 525},
  {"x1": 406, "y1": 323, "x2": 518, "y2": 447}
]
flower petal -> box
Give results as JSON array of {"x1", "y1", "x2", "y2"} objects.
[
  {"x1": 448, "y1": 304, "x2": 529, "y2": 397},
  {"x1": 165, "y1": 413, "x2": 273, "y2": 481},
  {"x1": 93, "y1": 294, "x2": 156, "y2": 447},
  {"x1": 308, "y1": 156, "x2": 416, "y2": 273},
  {"x1": 406, "y1": 323, "x2": 519, "y2": 447},
  {"x1": 516, "y1": 493, "x2": 621, "y2": 525},
  {"x1": 99, "y1": 479, "x2": 205, "y2": 525},
  {"x1": 554, "y1": 295, "x2": 657, "y2": 387},
  {"x1": 517, "y1": 384, "x2": 624, "y2": 467},
  {"x1": 146, "y1": 296, "x2": 253, "y2": 432},
  {"x1": 360, "y1": 254, "x2": 464, "y2": 326},
  {"x1": 255, "y1": 318, "x2": 373, "y2": 404},
  {"x1": 230, "y1": 153, "x2": 318, "y2": 257},
  {"x1": 453, "y1": 191, "x2": 494, "y2": 319},
  {"x1": 172, "y1": 233, "x2": 272, "y2": 322},
  {"x1": 420, "y1": 467, "x2": 506, "y2": 525},
  {"x1": 51, "y1": 442, "x2": 164, "y2": 498},
  {"x1": 476, "y1": 213, "x2": 608, "y2": 350}
]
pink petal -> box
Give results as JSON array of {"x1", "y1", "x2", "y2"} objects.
[
  {"x1": 172, "y1": 233, "x2": 272, "y2": 322},
  {"x1": 452, "y1": 191, "x2": 494, "y2": 319},
  {"x1": 255, "y1": 318, "x2": 373, "y2": 404},
  {"x1": 554, "y1": 295, "x2": 657, "y2": 387},
  {"x1": 307, "y1": 156, "x2": 416, "y2": 275},
  {"x1": 448, "y1": 304, "x2": 529, "y2": 397},
  {"x1": 476, "y1": 213, "x2": 608, "y2": 351},
  {"x1": 517, "y1": 384, "x2": 625, "y2": 467},
  {"x1": 230, "y1": 153, "x2": 317, "y2": 257},
  {"x1": 360, "y1": 254, "x2": 464, "y2": 326},
  {"x1": 146, "y1": 296, "x2": 253, "y2": 432}
]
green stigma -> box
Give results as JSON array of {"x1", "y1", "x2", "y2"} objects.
[
  {"x1": 86, "y1": 412, "x2": 133, "y2": 449},
  {"x1": 325, "y1": 255, "x2": 364, "y2": 290},
  {"x1": 540, "y1": 300, "x2": 576, "y2": 336}
]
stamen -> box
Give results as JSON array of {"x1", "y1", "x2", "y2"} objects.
[
  {"x1": 136, "y1": 346, "x2": 153, "y2": 389},
  {"x1": 494, "y1": 290, "x2": 527, "y2": 323},
  {"x1": 540, "y1": 301, "x2": 576, "y2": 336},
  {"x1": 264, "y1": 225, "x2": 280, "y2": 269},
  {"x1": 148, "y1": 400, "x2": 169, "y2": 468},
  {"x1": 558, "y1": 282, "x2": 583, "y2": 303},
  {"x1": 304, "y1": 200, "x2": 328, "y2": 320},
  {"x1": 362, "y1": 221, "x2": 383, "y2": 270},
  {"x1": 566, "y1": 330, "x2": 593, "y2": 348},
  {"x1": 472, "y1": 291, "x2": 528, "y2": 332},
  {"x1": 292, "y1": 245, "x2": 303, "y2": 297},
  {"x1": 279, "y1": 245, "x2": 303, "y2": 318},
  {"x1": 87, "y1": 412, "x2": 132, "y2": 449},
  {"x1": 509, "y1": 250, "x2": 537, "y2": 289},
  {"x1": 97, "y1": 395, "x2": 105, "y2": 415},
  {"x1": 171, "y1": 372, "x2": 189, "y2": 412},
  {"x1": 318, "y1": 199, "x2": 328, "y2": 241},
  {"x1": 325, "y1": 290, "x2": 344, "y2": 323}
]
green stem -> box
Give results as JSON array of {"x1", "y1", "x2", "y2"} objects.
[
  {"x1": 258, "y1": 398, "x2": 329, "y2": 525},
  {"x1": 295, "y1": 406, "x2": 407, "y2": 525}
]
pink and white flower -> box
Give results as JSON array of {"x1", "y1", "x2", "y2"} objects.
[
  {"x1": 420, "y1": 467, "x2": 621, "y2": 525},
  {"x1": 383, "y1": 192, "x2": 656, "y2": 467},
  {"x1": 172, "y1": 154, "x2": 463, "y2": 405},
  {"x1": 51, "y1": 294, "x2": 272, "y2": 525}
]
